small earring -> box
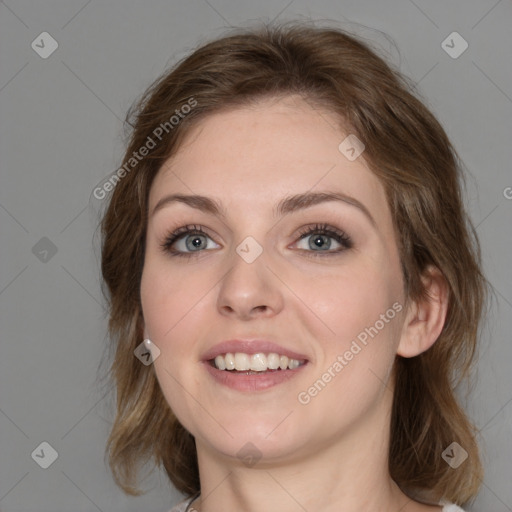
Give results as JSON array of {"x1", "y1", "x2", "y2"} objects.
[{"x1": 143, "y1": 338, "x2": 161, "y2": 362}]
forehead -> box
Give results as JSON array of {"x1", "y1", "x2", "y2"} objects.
[{"x1": 149, "y1": 96, "x2": 389, "y2": 227}]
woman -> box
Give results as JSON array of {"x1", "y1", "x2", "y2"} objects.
[{"x1": 100, "y1": 21, "x2": 486, "y2": 512}]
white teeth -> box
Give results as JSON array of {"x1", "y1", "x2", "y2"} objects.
[
  {"x1": 250, "y1": 353, "x2": 267, "y2": 371},
  {"x1": 225, "y1": 353, "x2": 235, "y2": 370},
  {"x1": 288, "y1": 359, "x2": 300, "y2": 369},
  {"x1": 212, "y1": 352, "x2": 305, "y2": 372},
  {"x1": 234, "y1": 353, "x2": 250, "y2": 371},
  {"x1": 214, "y1": 355, "x2": 226, "y2": 370},
  {"x1": 267, "y1": 353, "x2": 280, "y2": 370}
]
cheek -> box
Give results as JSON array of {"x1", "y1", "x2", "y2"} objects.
[
  {"x1": 140, "y1": 260, "x2": 211, "y2": 425},
  {"x1": 289, "y1": 253, "x2": 403, "y2": 410},
  {"x1": 295, "y1": 268, "x2": 402, "y2": 423},
  {"x1": 140, "y1": 257, "x2": 211, "y2": 345},
  {"x1": 289, "y1": 255, "x2": 400, "y2": 344}
]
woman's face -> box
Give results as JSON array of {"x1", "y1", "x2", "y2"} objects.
[{"x1": 141, "y1": 95, "x2": 406, "y2": 465}]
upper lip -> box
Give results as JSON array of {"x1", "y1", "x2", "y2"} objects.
[{"x1": 201, "y1": 340, "x2": 309, "y2": 362}]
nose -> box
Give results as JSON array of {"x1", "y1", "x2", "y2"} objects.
[{"x1": 216, "y1": 250, "x2": 284, "y2": 321}]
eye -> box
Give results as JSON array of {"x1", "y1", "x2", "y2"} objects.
[
  {"x1": 293, "y1": 223, "x2": 352, "y2": 256},
  {"x1": 160, "y1": 224, "x2": 220, "y2": 258},
  {"x1": 160, "y1": 222, "x2": 352, "y2": 259}
]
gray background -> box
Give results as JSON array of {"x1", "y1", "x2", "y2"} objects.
[{"x1": 0, "y1": 1, "x2": 511, "y2": 511}]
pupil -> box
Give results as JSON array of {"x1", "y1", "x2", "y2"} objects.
[
  {"x1": 188, "y1": 235, "x2": 204, "y2": 250},
  {"x1": 311, "y1": 234, "x2": 329, "y2": 250}
]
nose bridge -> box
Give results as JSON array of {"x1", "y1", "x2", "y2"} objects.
[{"x1": 216, "y1": 237, "x2": 283, "y2": 319}]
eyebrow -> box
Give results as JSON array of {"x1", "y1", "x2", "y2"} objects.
[{"x1": 151, "y1": 191, "x2": 376, "y2": 227}]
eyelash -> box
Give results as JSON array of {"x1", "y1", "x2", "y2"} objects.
[{"x1": 160, "y1": 223, "x2": 353, "y2": 259}]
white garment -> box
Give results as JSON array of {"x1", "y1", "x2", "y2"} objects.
[
  {"x1": 167, "y1": 497, "x2": 467, "y2": 512},
  {"x1": 441, "y1": 505, "x2": 466, "y2": 512}
]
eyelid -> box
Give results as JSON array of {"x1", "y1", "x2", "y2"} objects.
[
  {"x1": 291, "y1": 223, "x2": 352, "y2": 255},
  {"x1": 160, "y1": 222, "x2": 352, "y2": 258},
  {"x1": 160, "y1": 224, "x2": 218, "y2": 253}
]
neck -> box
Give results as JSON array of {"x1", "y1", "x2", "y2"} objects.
[{"x1": 191, "y1": 391, "x2": 415, "y2": 512}]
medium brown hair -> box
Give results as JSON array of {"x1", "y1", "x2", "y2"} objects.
[{"x1": 99, "y1": 20, "x2": 487, "y2": 506}]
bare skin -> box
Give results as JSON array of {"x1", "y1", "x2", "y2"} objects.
[{"x1": 141, "y1": 95, "x2": 448, "y2": 512}]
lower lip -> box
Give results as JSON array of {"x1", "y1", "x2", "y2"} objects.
[{"x1": 202, "y1": 361, "x2": 308, "y2": 391}]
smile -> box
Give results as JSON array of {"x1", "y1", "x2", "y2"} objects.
[
  {"x1": 211, "y1": 352, "x2": 306, "y2": 372},
  {"x1": 204, "y1": 352, "x2": 308, "y2": 392}
]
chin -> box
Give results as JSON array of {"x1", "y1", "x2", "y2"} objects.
[{"x1": 196, "y1": 413, "x2": 307, "y2": 457}]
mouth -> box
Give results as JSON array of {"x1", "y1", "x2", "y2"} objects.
[
  {"x1": 203, "y1": 351, "x2": 309, "y2": 392},
  {"x1": 209, "y1": 352, "x2": 307, "y2": 373},
  {"x1": 201, "y1": 340, "x2": 309, "y2": 391}
]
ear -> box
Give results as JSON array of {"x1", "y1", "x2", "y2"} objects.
[{"x1": 397, "y1": 265, "x2": 449, "y2": 358}]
